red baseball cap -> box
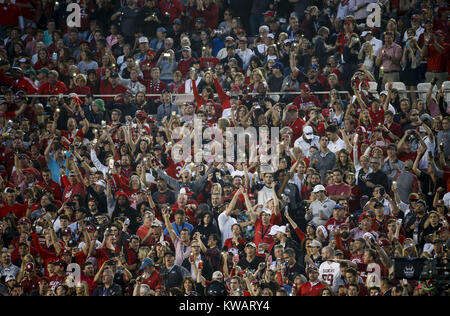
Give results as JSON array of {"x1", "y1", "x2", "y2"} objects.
[
  {"x1": 263, "y1": 11, "x2": 275, "y2": 17},
  {"x1": 25, "y1": 262, "x2": 35, "y2": 272},
  {"x1": 300, "y1": 83, "x2": 310, "y2": 91},
  {"x1": 287, "y1": 105, "x2": 298, "y2": 112}
]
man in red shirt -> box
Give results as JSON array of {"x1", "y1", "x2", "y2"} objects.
[
  {"x1": 20, "y1": 262, "x2": 41, "y2": 295},
  {"x1": 297, "y1": 266, "x2": 326, "y2": 296},
  {"x1": 252, "y1": 209, "x2": 275, "y2": 257},
  {"x1": 99, "y1": 72, "x2": 128, "y2": 102},
  {"x1": 138, "y1": 258, "x2": 160, "y2": 292},
  {"x1": 283, "y1": 105, "x2": 305, "y2": 146},
  {"x1": 158, "y1": 0, "x2": 183, "y2": 23},
  {"x1": 62, "y1": 171, "x2": 86, "y2": 203},
  {"x1": 80, "y1": 261, "x2": 97, "y2": 296},
  {"x1": 37, "y1": 70, "x2": 68, "y2": 98},
  {"x1": 293, "y1": 83, "x2": 321, "y2": 110},
  {"x1": 191, "y1": 0, "x2": 219, "y2": 30},
  {"x1": 37, "y1": 168, "x2": 62, "y2": 201},
  {"x1": 422, "y1": 30, "x2": 449, "y2": 86},
  {"x1": 0, "y1": 187, "x2": 26, "y2": 219},
  {"x1": 11, "y1": 67, "x2": 38, "y2": 95},
  {"x1": 326, "y1": 169, "x2": 351, "y2": 201},
  {"x1": 177, "y1": 46, "x2": 197, "y2": 78}
]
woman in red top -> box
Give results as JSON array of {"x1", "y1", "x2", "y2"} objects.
[
  {"x1": 223, "y1": 223, "x2": 247, "y2": 252},
  {"x1": 33, "y1": 48, "x2": 53, "y2": 71},
  {"x1": 169, "y1": 70, "x2": 185, "y2": 94},
  {"x1": 70, "y1": 74, "x2": 92, "y2": 96}
]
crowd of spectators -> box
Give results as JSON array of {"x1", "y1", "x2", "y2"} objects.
[{"x1": 0, "y1": 0, "x2": 449, "y2": 296}]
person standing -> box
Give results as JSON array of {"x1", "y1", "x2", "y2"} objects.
[{"x1": 376, "y1": 31, "x2": 402, "y2": 88}]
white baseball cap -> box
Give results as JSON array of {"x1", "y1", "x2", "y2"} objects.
[
  {"x1": 303, "y1": 125, "x2": 314, "y2": 140},
  {"x1": 261, "y1": 208, "x2": 272, "y2": 216},
  {"x1": 139, "y1": 36, "x2": 149, "y2": 44},
  {"x1": 269, "y1": 225, "x2": 280, "y2": 235},
  {"x1": 312, "y1": 185, "x2": 326, "y2": 193},
  {"x1": 94, "y1": 180, "x2": 106, "y2": 188}
]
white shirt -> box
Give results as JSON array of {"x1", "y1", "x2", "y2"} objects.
[
  {"x1": 184, "y1": 77, "x2": 202, "y2": 94},
  {"x1": 293, "y1": 135, "x2": 320, "y2": 158},
  {"x1": 218, "y1": 211, "x2": 237, "y2": 247},
  {"x1": 403, "y1": 26, "x2": 424, "y2": 42},
  {"x1": 319, "y1": 261, "x2": 341, "y2": 292},
  {"x1": 236, "y1": 48, "x2": 254, "y2": 70},
  {"x1": 257, "y1": 185, "x2": 273, "y2": 207},
  {"x1": 327, "y1": 137, "x2": 346, "y2": 154},
  {"x1": 370, "y1": 37, "x2": 383, "y2": 56}
]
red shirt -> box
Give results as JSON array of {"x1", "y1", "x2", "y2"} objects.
[
  {"x1": 293, "y1": 94, "x2": 321, "y2": 110},
  {"x1": 326, "y1": 183, "x2": 351, "y2": 197},
  {"x1": 13, "y1": 75, "x2": 38, "y2": 95},
  {"x1": 253, "y1": 218, "x2": 275, "y2": 252},
  {"x1": 178, "y1": 57, "x2": 197, "y2": 78},
  {"x1": 0, "y1": 2, "x2": 20, "y2": 26},
  {"x1": 0, "y1": 202, "x2": 26, "y2": 219},
  {"x1": 426, "y1": 42, "x2": 449, "y2": 72},
  {"x1": 99, "y1": 82, "x2": 128, "y2": 102},
  {"x1": 286, "y1": 118, "x2": 305, "y2": 146},
  {"x1": 142, "y1": 269, "x2": 160, "y2": 290},
  {"x1": 21, "y1": 275, "x2": 40, "y2": 295},
  {"x1": 81, "y1": 274, "x2": 97, "y2": 296},
  {"x1": 37, "y1": 180, "x2": 62, "y2": 201},
  {"x1": 158, "y1": 0, "x2": 183, "y2": 23},
  {"x1": 368, "y1": 107, "x2": 384, "y2": 126},
  {"x1": 62, "y1": 182, "x2": 86, "y2": 202},
  {"x1": 297, "y1": 281, "x2": 326, "y2": 296},
  {"x1": 38, "y1": 80, "x2": 67, "y2": 95}
]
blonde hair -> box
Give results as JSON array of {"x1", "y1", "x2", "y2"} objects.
[
  {"x1": 250, "y1": 68, "x2": 265, "y2": 84},
  {"x1": 75, "y1": 281, "x2": 89, "y2": 296}
]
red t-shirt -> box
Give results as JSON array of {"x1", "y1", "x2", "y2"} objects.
[
  {"x1": 397, "y1": 150, "x2": 417, "y2": 162},
  {"x1": 286, "y1": 118, "x2": 305, "y2": 146},
  {"x1": 426, "y1": 42, "x2": 449, "y2": 72},
  {"x1": 37, "y1": 180, "x2": 62, "y2": 201},
  {"x1": 142, "y1": 269, "x2": 160, "y2": 290},
  {"x1": 0, "y1": 203, "x2": 26, "y2": 219},
  {"x1": 297, "y1": 281, "x2": 326, "y2": 296},
  {"x1": 326, "y1": 183, "x2": 351, "y2": 198},
  {"x1": 253, "y1": 218, "x2": 275, "y2": 252},
  {"x1": 0, "y1": 2, "x2": 20, "y2": 26}
]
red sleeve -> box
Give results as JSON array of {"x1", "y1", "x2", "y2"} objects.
[
  {"x1": 214, "y1": 77, "x2": 230, "y2": 109},
  {"x1": 335, "y1": 234, "x2": 351, "y2": 258},
  {"x1": 270, "y1": 212, "x2": 282, "y2": 226},
  {"x1": 192, "y1": 79, "x2": 203, "y2": 110},
  {"x1": 294, "y1": 227, "x2": 306, "y2": 242},
  {"x1": 31, "y1": 232, "x2": 57, "y2": 261}
]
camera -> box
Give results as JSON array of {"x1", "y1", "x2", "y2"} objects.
[{"x1": 163, "y1": 53, "x2": 170, "y2": 58}]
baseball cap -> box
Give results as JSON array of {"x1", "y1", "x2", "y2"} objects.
[
  {"x1": 62, "y1": 228, "x2": 72, "y2": 236},
  {"x1": 156, "y1": 27, "x2": 167, "y2": 33},
  {"x1": 196, "y1": 17, "x2": 205, "y2": 24},
  {"x1": 139, "y1": 257, "x2": 154, "y2": 270},
  {"x1": 300, "y1": 83, "x2": 310, "y2": 91},
  {"x1": 303, "y1": 126, "x2": 314, "y2": 139},
  {"x1": 5, "y1": 275, "x2": 15, "y2": 283},
  {"x1": 361, "y1": 30, "x2": 372, "y2": 37},
  {"x1": 38, "y1": 67, "x2": 50, "y2": 74},
  {"x1": 212, "y1": 271, "x2": 223, "y2": 279},
  {"x1": 272, "y1": 62, "x2": 283, "y2": 69},
  {"x1": 94, "y1": 180, "x2": 106, "y2": 188},
  {"x1": 179, "y1": 187, "x2": 193, "y2": 195},
  {"x1": 246, "y1": 242, "x2": 257, "y2": 248},
  {"x1": 25, "y1": 262, "x2": 35, "y2": 272},
  {"x1": 182, "y1": 46, "x2": 191, "y2": 52},
  {"x1": 263, "y1": 11, "x2": 275, "y2": 17},
  {"x1": 11, "y1": 67, "x2": 23, "y2": 73},
  {"x1": 267, "y1": 33, "x2": 275, "y2": 39},
  {"x1": 416, "y1": 199, "x2": 427, "y2": 207},
  {"x1": 139, "y1": 36, "x2": 149, "y2": 44},
  {"x1": 173, "y1": 18, "x2": 181, "y2": 25},
  {"x1": 269, "y1": 225, "x2": 280, "y2": 235},
  {"x1": 225, "y1": 36, "x2": 234, "y2": 42},
  {"x1": 309, "y1": 240, "x2": 322, "y2": 248},
  {"x1": 312, "y1": 184, "x2": 326, "y2": 193},
  {"x1": 151, "y1": 219, "x2": 162, "y2": 227},
  {"x1": 409, "y1": 193, "x2": 420, "y2": 200},
  {"x1": 287, "y1": 105, "x2": 298, "y2": 112},
  {"x1": 93, "y1": 99, "x2": 105, "y2": 111},
  {"x1": 261, "y1": 208, "x2": 272, "y2": 216},
  {"x1": 18, "y1": 217, "x2": 31, "y2": 225}
]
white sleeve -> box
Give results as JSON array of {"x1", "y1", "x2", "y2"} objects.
[{"x1": 90, "y1": 148, "x2": 109, "y2": 177}]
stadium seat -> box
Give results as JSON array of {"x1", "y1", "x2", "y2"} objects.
[
  {"x1": 385, "y1": 82, "x2": 407, "y2": 99},
  {"x1": 368, "y1": 81, "x2": 378, "y2": 93},
  {"x1": 442, "y1": 81, "x2": 450, "y2": 106},
  {"x1": 417, "y1": 82, "x2": 438, "y2": 101}
]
